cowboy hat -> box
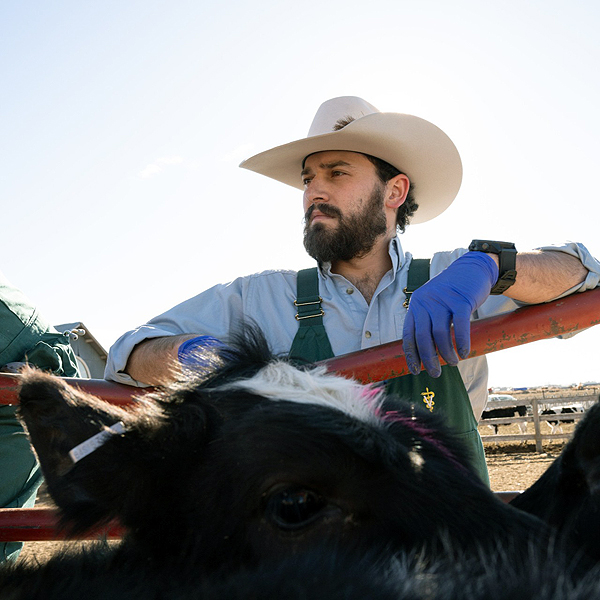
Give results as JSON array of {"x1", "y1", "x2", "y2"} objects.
[{"x1": 239, "y1": 96, "x2": 462, "y2": 224}]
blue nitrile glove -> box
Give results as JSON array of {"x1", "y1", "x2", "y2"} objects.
[
  {"x1": 402, "y1": 252, "x2": 499, "y2": 378},
  {"x1": 178, "y1": 335, "x2": 230, "y2": 369}
]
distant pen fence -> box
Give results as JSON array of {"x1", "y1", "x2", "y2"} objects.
[{"x1": 480, "y1": 388, "x2": 599, "y2": 451}]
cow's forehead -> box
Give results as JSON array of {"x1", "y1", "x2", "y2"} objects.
[{"x1": 214, "y1": 362, "x2": 385, "y2": 426}]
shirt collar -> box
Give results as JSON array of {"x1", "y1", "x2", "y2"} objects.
[
  {"x1": 388, "y1": 235, "x2": 404, "y2": 273},
  {"x1": 316, "y1": 235, "x2": 405, "y2": 277}
]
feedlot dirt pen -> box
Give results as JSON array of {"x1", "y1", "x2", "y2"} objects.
[{"x1": 16, "y1": 421, "x2": 575, "y2": 565}]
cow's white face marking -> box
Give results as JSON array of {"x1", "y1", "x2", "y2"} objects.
[{"x1": 216, "y1": 362, "x2": 385, "y2": 426}]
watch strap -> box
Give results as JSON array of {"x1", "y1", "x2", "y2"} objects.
[{"x1": 468, "y1": 240, "x2": 517, "y2": 295}]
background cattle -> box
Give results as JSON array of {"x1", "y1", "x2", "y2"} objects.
[
  {"x1": 541, "y1": 404, "x2": 585, "y2": 434},
  {"x1": 481, "y1": 394, "x2": 528, "y2": 435},
  {"x1": 1, "y1": 328, "x2": 600, "y2": 598}
]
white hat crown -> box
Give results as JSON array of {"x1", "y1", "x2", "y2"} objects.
[
  {"x1": 307, "y1": 96, "x2": 380, "y2": 137},
  {"x1": 240, "y1": 96, "x2": 463, "y2": 225}
]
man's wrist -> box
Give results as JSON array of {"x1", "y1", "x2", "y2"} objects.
[
  {"x1": 468, "y1": 240, "x2": 517, "y2": 295},
  {"x1": 178, "y1": 335, "x2": 229, "y2": 368},
  {"x1": 126, "y1": 335, "x2": 195, "y2": 385}
]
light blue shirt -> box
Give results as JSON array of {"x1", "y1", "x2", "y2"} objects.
[{"x1": 105, "y1": 238, "x2": 600, "y2": 421}]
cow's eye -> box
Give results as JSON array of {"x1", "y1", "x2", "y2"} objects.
[{"x1": 266, "y1": 487, "x2": 328, "y2": 530}]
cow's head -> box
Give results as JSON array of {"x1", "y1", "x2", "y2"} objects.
[{"x1": 17, "y1": 328, "x2": 546, "y2": 573}]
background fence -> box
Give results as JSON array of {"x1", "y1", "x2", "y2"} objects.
[{"x1": 480, "y1": 388, "x2": 599, "y2": 451}]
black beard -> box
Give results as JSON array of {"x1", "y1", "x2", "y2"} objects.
[{"x1": 303, "y1": 184, "x2": 388, "y2": 263}]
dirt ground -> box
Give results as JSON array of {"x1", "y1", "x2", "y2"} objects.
[
  {"x1": 484, "y1": 421, "x2": 574, "y2": 491},
  {"x1": 16, "y1": 421, "x2": 575, "y2": 565}
]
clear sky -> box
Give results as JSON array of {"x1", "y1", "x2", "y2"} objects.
[{"x1": 1, "y1": 0, "x2": 599, "y2": 388}]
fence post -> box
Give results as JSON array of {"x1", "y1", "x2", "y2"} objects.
[{"x1": 532, "y1": 396, "x2": 542, "y2": 453}]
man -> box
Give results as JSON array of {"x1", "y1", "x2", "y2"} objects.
[{"x1": 105, "y1": 97, "x2": 600, "y2": 483}]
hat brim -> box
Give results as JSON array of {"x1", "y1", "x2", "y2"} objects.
[{"x1": 240, "y1": 113, "x2": 462, "y2": 225}]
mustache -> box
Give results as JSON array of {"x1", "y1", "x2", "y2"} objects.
[{"x1": 304, "y1": 203, "x2": 342, "y2": 222}]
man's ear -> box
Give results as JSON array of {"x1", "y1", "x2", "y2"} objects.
[
  {"x1": 17, "y1": 370, "x2": 176, "y2": 535},
  {"x1": 385, "y1": 173, "x2": 410, "y2": 210}
]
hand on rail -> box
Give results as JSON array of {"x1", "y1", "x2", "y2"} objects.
[{"x1": 402, "y1": 252, "x2": 498, "y2": 377}]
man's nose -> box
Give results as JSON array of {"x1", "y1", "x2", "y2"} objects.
[{"x1": 304, "y1": 176, "x2": 330, "y2": 204}]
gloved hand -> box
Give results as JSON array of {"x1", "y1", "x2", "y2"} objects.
[
  {"x1": 402, "y1": 252, "x2": 499, "y2": 377},
  {"x1": 178, "y1": 335, "x2": 230, "y2": 370}
]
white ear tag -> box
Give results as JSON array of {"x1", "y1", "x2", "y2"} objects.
[{"x1": 69, "y1": 422, "x2": 126, "y2": 463}]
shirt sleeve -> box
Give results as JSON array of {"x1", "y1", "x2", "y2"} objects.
[
  {"x1": 104, "y1": 269, "x2": 299, "y2": 385},
  {"x1": 104, "y1": 278, "x2": 247, "y2": 385},
  {"x1": 532, "y1": 241, "x2": 600, "y2": 297}
]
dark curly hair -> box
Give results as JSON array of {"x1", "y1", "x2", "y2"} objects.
[{"x1": 363, "y1": 154, "x2": 418, "y2": 233}]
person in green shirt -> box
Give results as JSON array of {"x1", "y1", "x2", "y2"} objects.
[{"x1": 0, "y1": 270, "x2": 79, "y2": 562}]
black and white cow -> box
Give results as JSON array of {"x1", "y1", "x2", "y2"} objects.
[
  {"x1": 542, "y1": 405, "x2": 585, "y2": 434},
  {"x1": 2, "y1": 328, "x2": 600, "y2": 599},
  {"x1": 481, "y1": 397, "x2": 528, "y2": 435}
]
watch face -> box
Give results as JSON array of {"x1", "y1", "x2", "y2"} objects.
[
  {"x1": 469, "y1": 240, "x2": 516, "y2": 254},
  {"x1": 479, "y1": 242, "x2": 499, "y2": 253}
]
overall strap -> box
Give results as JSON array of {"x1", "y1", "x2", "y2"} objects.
[
  {"x1": 403, "y1": 258, "x2": 431, "y2": 307},
  {"x1": 294, "y1": 268, "x2": 325, "y2": 325},
  {"x1": 288, "y1": 268, "x2": 334, "y2": 364}
]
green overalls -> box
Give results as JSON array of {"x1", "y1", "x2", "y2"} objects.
[
  {"x1": 0, "y1": 277, "x2": 79, "y2": 561},
  {"x1": 289, "y1": 266, "x2": 489, "y2": 485}
]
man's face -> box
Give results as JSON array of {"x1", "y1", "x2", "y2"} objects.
[{"x1": 301, "y1": 151, "x2": 388, "y2": 263}]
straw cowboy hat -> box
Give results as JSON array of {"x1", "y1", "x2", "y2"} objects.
[{"x1": 240, "y1": 96, "x2": 463, "y2": 224}]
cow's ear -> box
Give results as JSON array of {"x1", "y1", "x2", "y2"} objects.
[{"x1": 17, "y1": 370, "x2": 174, "y2": 535}]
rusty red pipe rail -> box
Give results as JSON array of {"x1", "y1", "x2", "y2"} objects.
[
  {"x1": 319, "y1": 286, "x2": 600, "y2": 383},
  {"x1": 0, "y1": 508, "x2": 123, "y2": 542},
  {"x1": 1, "y1": 287, "x2": 598, "y2": 405},
  {"x1": 0, "y1": 493, "x2": 525, "y2": 542},
  {"x1": 0, "y1": 374, "x2": 147, "y2": 406}
]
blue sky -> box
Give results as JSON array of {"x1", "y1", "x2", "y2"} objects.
[{"x1": 2, "y1": 0, "x2": 599, "y2": 387}]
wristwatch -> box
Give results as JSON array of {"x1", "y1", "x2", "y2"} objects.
[{"x1": 468, "y1": 240, "x2": 517, "y2": 295}]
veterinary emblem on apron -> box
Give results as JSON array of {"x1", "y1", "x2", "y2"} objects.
[{"x1": 421, "y1": 387, "x2": 436, "y2": 412}]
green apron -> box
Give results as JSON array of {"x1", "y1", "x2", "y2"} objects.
[
  {"x1": 289, "y1": 267, "x2": 489, "y2": 485},
  {"x1": 0, "y1": 275, "x2": 79, "y2": 561}
]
